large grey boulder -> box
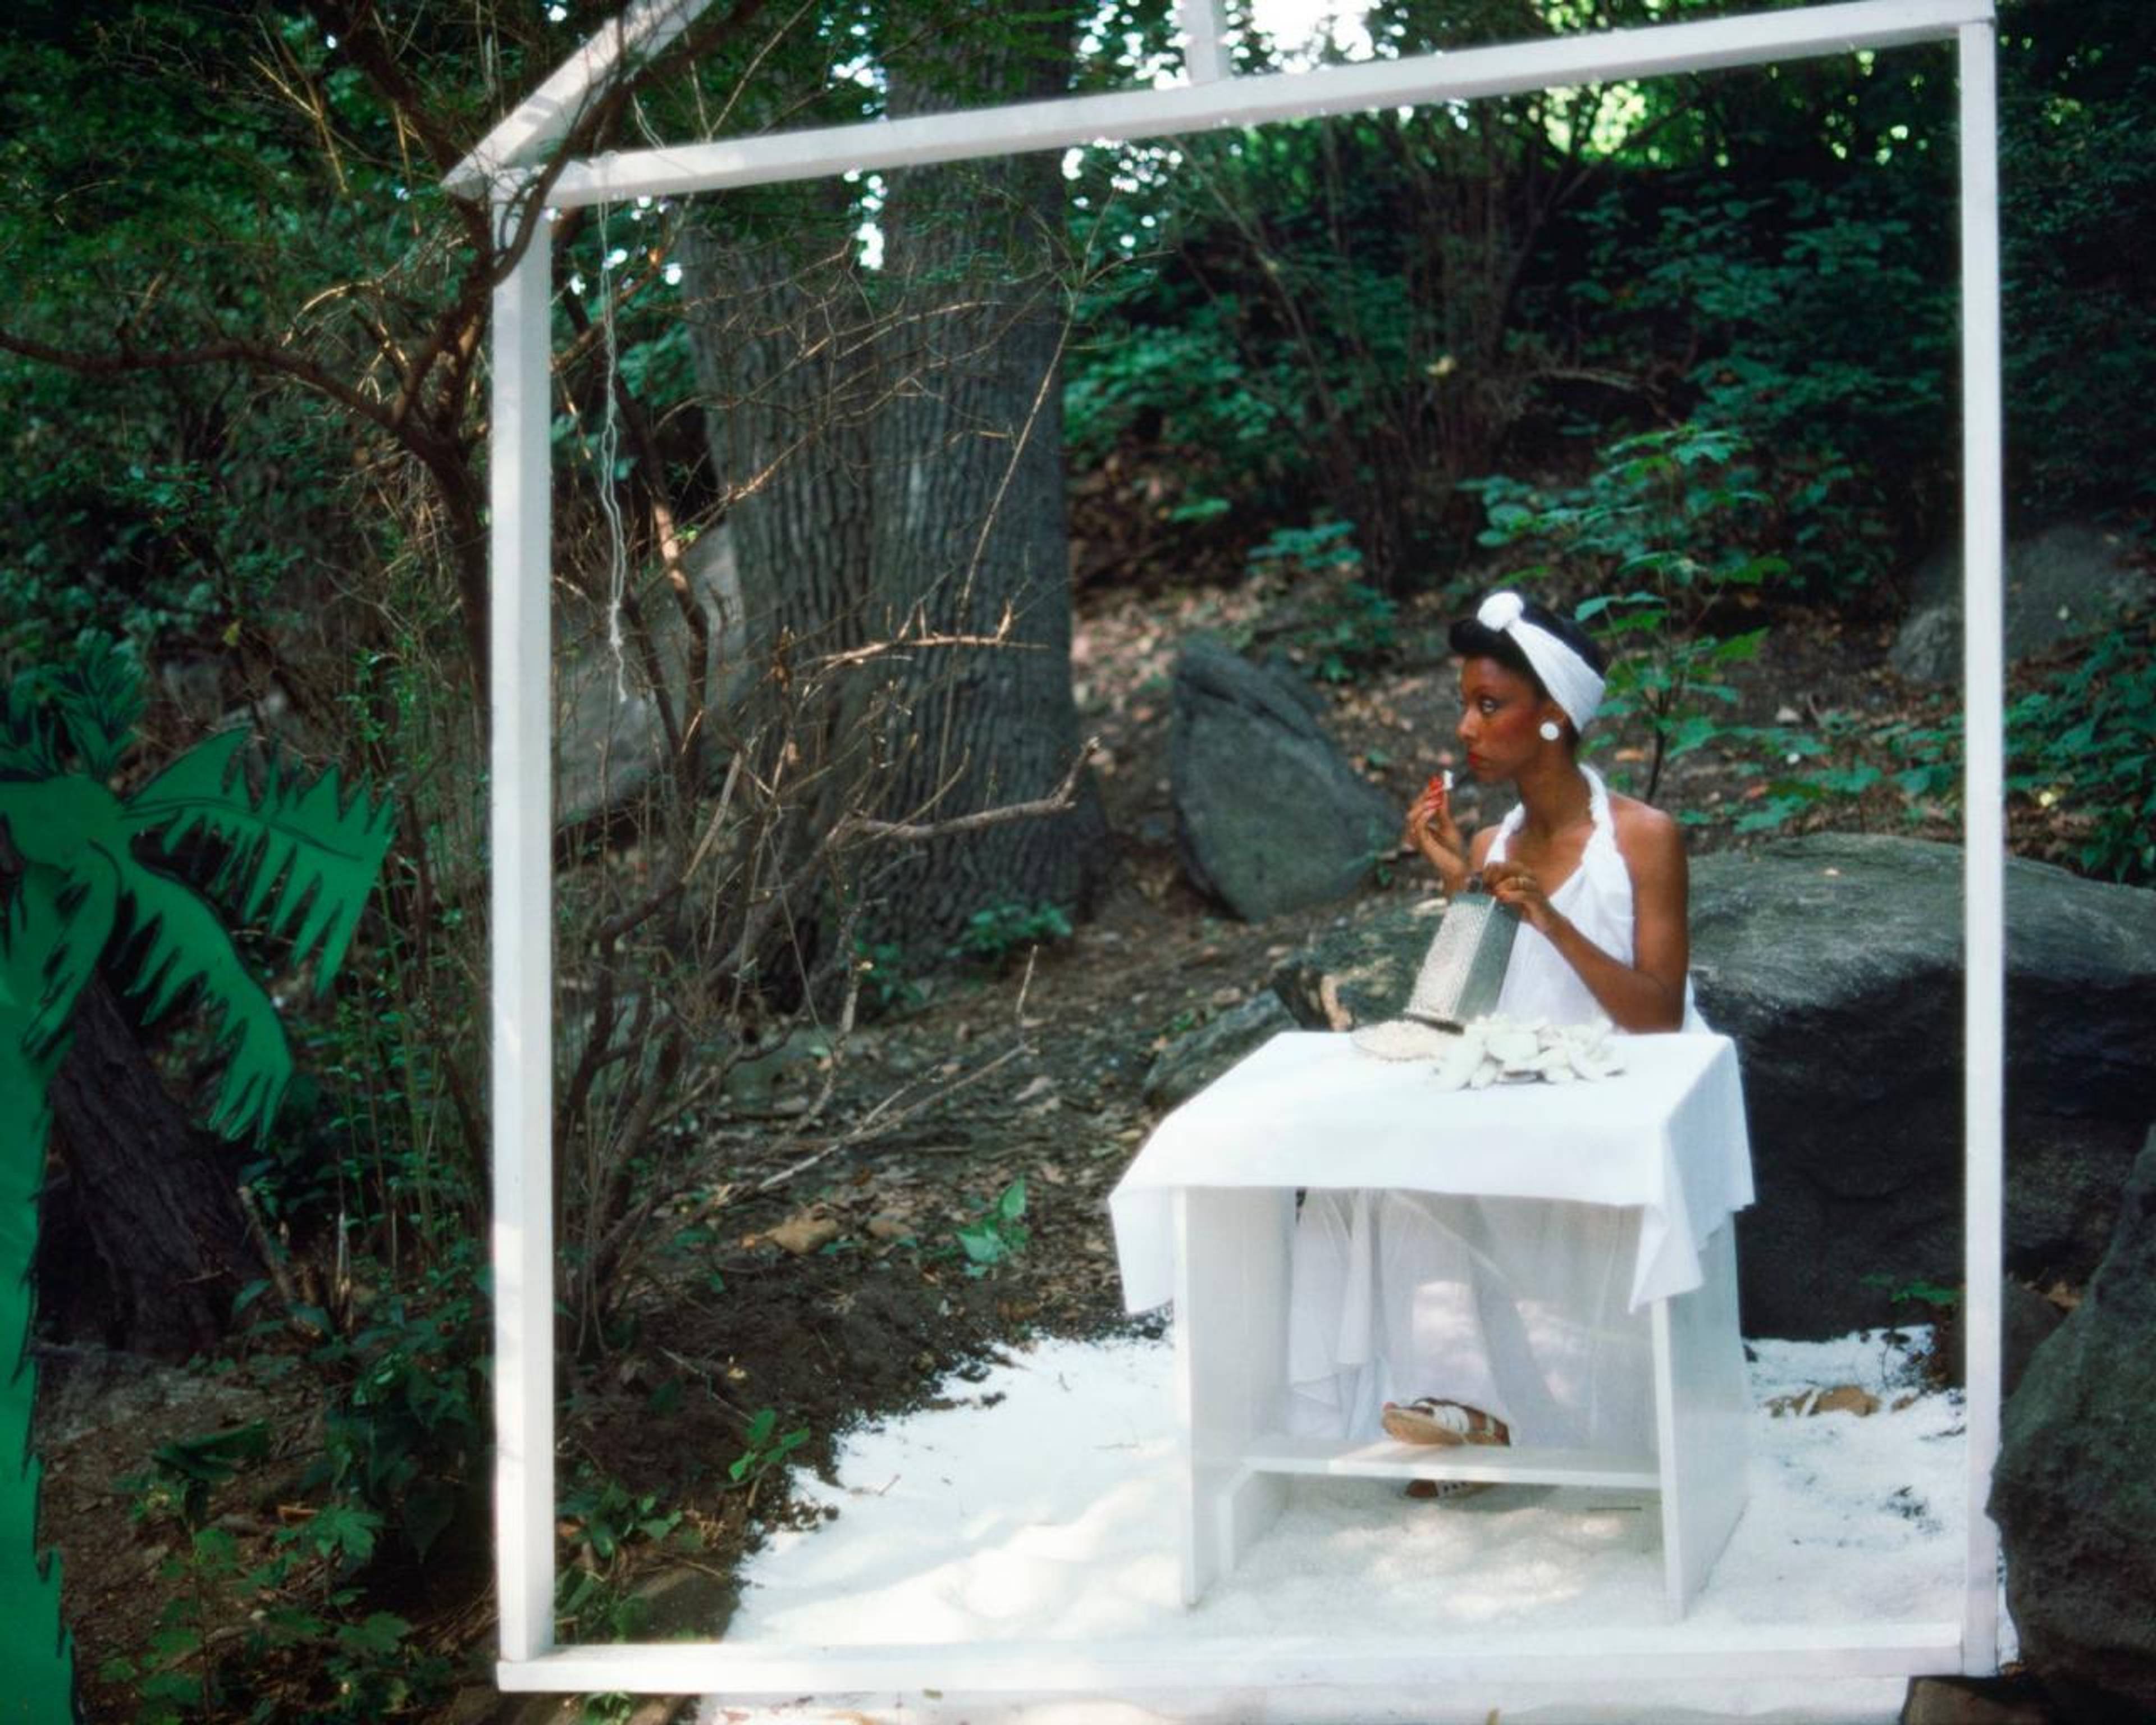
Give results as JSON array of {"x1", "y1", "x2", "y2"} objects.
[
  {"x1": 1890, "y1": 523, "x2": 2151, "y2": 684},
  {"x1": 1250, "y1": 834, "x2": 2156, "y2": 1338},
  {"x1": 1170, "y1": 638, "x2": 1397, "y2": 921},
  {"x1": 1690, "y1": 835, "x2": 2155, "y2": 1338},
  {"x1": 1990, "y1": 1126, "x2": 2156, "y2": 1721},
  {"x1": 1141, "y1": 991, "x2": 1297, "y2": 1110}
]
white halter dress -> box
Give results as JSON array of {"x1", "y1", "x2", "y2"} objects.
[{"x1": 1285, "y1": 766, "x2": 1703, "y2": 1451}]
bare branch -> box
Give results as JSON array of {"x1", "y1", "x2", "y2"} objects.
[
  {"x1": 835, "y1": 736, "x2": 1100, "y2": 847},
  {"x1": 811, "y1": 621, "x2": 1033, "y2": 674},
  {"x1": 752, "y1": 1039, "x2": 1029, "y2": 1196},
  {"x1": 0, "y1": 327, "x2": 411, "y2": 441}
]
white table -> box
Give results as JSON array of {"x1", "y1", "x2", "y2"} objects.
[{"x1": 1109, "y1": 1030, "x2": 1755, "y2": 1616}]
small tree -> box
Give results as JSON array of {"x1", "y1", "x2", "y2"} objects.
[
  {"x1": 1471, "y1": 422, "x2": 1783, "y2": 804},
  {"x1": 0, "y1": 644, "x2": 390, "y2": 1717}
]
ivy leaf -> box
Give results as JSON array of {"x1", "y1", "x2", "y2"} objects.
[
  {"x1": 335, "y1": 1613, "x2": 410, "y2": 1658},
  {"x1": 293, "y1": 1499, "x2": 382, "y2": 1567}
]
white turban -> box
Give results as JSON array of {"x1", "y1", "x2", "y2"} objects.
[{"x1": 1476, "y1": 590, "x2": 1605, "y2": 734}]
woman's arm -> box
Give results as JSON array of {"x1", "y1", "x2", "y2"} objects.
[{"x1": 1483, "y1": 800, "x2": 1690, "y2": 1032}]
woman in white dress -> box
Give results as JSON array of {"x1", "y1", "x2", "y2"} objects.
[{"x1": 1286, "y1": 590, "x2": 1702, "y2": 1488}]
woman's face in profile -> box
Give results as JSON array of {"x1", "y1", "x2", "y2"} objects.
[{"x1": 1455, "y1": 655, "x2": 1547, "y2": 782}]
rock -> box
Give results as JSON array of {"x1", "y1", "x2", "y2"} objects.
[
  {"x1": 1170, "y1": 637, "x2": 1398, "y2": 921},
  {"x1": 1990, "y1": 1126, "x2": 2156, "y2": 1722},
  {"x1": 1265, "y1": 834, "x2": 2156, "y2": 1338},
  {"x1": 1899, "y1": 1674, "x2": 2054, "y2": 1725},
  {"x1": 627, "y1": 1563, "x2": 741, "y2": 1643},
  {"x1": 1890, "y1": 523, "x2": 2152, "y2": 684},
  {"x1": 1142, "y1": 991, "x2": 1296, "y2": 1110},
  {"x1": 1269, "y1": 899, "x2": 1446, "y2": 1030},
  {"x1": 2000, "y1": 1278, "x2": 2068, "y2": 1398},
  {"x1": 761, "y1": 1211, "x2": 840, "y2": 1256},
  {"x1": 1689, "y1": 834, "x2": 2156, "y2": 1338},
  {"x1": 1939, "y1": 1277, "x2": 2068, "y2": 1395}
]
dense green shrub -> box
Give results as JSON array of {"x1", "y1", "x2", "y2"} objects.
[
  {"x1": 1471, "y1": 423, "x2": 1778, "y2": 801},
  {"x1": 1999, "y1": 56, "x2": 2156, "y2": 525},
  {"x1": 1716, "y1": 618, "x2": 2156, "y2": 887},
  {"x1": 1552, "y1": 169, "x2": 1955, "y2": 599},
  {"x1": 2007, "y1": 622, "x2": 2156, "y2": 883}
]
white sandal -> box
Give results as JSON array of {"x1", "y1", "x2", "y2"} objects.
[{"x1": 1381, "y1": 1397, "x2": 1511, "y2": 1448}]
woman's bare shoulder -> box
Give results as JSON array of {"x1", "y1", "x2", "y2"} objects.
[{"x1": 1606, "y1": 793, "x2": 1685, "y2": 869}]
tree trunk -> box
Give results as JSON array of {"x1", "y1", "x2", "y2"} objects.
[
  {"x1": 682, "y1": 184, "x2": 887, "y2": 990},
  {"x1": 43, "y1": 975, "x2": 262, "y2": 1359},
  {"x1": 854, "y1": 4, "x2": 1109, "y2": 950},
  {"x1": 685, "y1": 180, "x2": 878, "y2": 668}
]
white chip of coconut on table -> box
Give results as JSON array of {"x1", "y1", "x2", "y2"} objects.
[{"x1": 1351, "y1": 1013, "x2": 1625, "y2": 1088}]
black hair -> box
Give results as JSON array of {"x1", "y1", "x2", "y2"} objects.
[{"x1": 1447, "y1": 597, "x2": 1608, "y2": 703}]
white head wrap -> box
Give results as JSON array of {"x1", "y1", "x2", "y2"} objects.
[{"x1": 1475, "y1": 590, "x2": 1605, "y2": 734}]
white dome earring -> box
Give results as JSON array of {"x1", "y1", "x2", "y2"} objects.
[{"x1": 1538, "y1": 719, "x2": 1563, "y2": 742}]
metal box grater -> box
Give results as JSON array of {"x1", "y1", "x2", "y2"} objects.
[{"x1": 1403, "y1": 883, "x2": 1519, "y2": 1029}]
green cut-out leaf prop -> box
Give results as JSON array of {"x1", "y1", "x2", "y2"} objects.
[
  {"x1": 0, "y1": 777, "x2": 127, "y2": 1055},
  {"x1": 109, "y1": 866, "x2": 291, "y2": 1140},
  {"x1": 125, "y1": 729, "x2": 394, "y2": 994}
]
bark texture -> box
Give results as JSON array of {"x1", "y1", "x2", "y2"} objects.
[
  {"x1": 852, "y1": 4, "x2": 1108, "y2": 948},
  {"x1": 684, "y1": 179, "x2": 877, "y2": 666},
  {"x1": 43, "y1": 975, "x2": 262, "y2": 1358},
  {"x1": 683, "y1": 6, "x2": 1109, "y2": 956}
]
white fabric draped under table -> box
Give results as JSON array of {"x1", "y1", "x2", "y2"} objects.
[{"x1": 1107, "y1": 1029, "x2": 1757, "y2": 1615}]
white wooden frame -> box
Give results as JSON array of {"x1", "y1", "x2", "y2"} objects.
[{"x1": 464, "y1": 0, "x2": 2005, "y2": 1698}]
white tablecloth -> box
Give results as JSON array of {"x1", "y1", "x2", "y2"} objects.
[{"x1": 1109, "y1": 1030, "x2": 1753, "y2": 1315}]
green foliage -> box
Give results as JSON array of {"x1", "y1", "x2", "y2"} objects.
[
  {"x1": 127, "y1": 1423, "x2": 271, "y2": 1531},
  {"x1": 0, "y1": 647, "x2": 392, "y2": 1131},
  {"x1": 2008, "y1": 622, "x2": 2156, "y2": 882},
  {"x1": 1712, "y1": 616, "x2": 2155, "y2": 887},
  {"x1": 131, "y1": 728, "x2": 393, "y2": 996},
  {"x1": 295, "y1": 1238, "x2": 488, "y2": 1564},
  {"x1": 561, "y1": 1471, "x2": 685, "y2": 1562},
  {"x1": 945, "y1": 901, "x2": 1074, "y2": 968},
  {"x1": 1999, "y1": 39, "x2": 2156, "y2": 523},
  {"x1": 109, "y1": 1426, "x2": 447, "y2": 1722},
  {"x1": 0, "y1": 3, "x2": 377, "y2": 673},
  {"x1": 953, "y1": 1177, "x2": 1030, "y2": 1276},
  {"x1": 550, "y1": 1467, "x2": 700, "y2": 1658},
  {"x1": 1063, "y1": 286, "x2": 1289, "y2": 491},
  {"x1": 1251, "y1": 522, "x2": 1400, "y2": 684},
  {"x1": 1471, "y1": 423, "x2": 1777, "y2": 801},
  {"x1": 0, "y1": 641, "x2": 391, "y2": 1719},
  {"x1": 1862, "y1": 1270, "x2": 1961, "y2": 1314},
  {"x1": 728, "y1": 1408, "x2": 811, "y2": 1489},
  {"x1": 1065, "y1": 91, "x2": 1551, "y2": 586},
  {"x1": 1563, "y1": 171, "x2": 1953, "y2": 595},
  {"x1": 852, "y1": 934, "x2": 928, "y2": 1016}
]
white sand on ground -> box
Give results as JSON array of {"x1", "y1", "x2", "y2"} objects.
[{"x1": 696, "y1": 1328, "x2": 2006, "y2": 1724}]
